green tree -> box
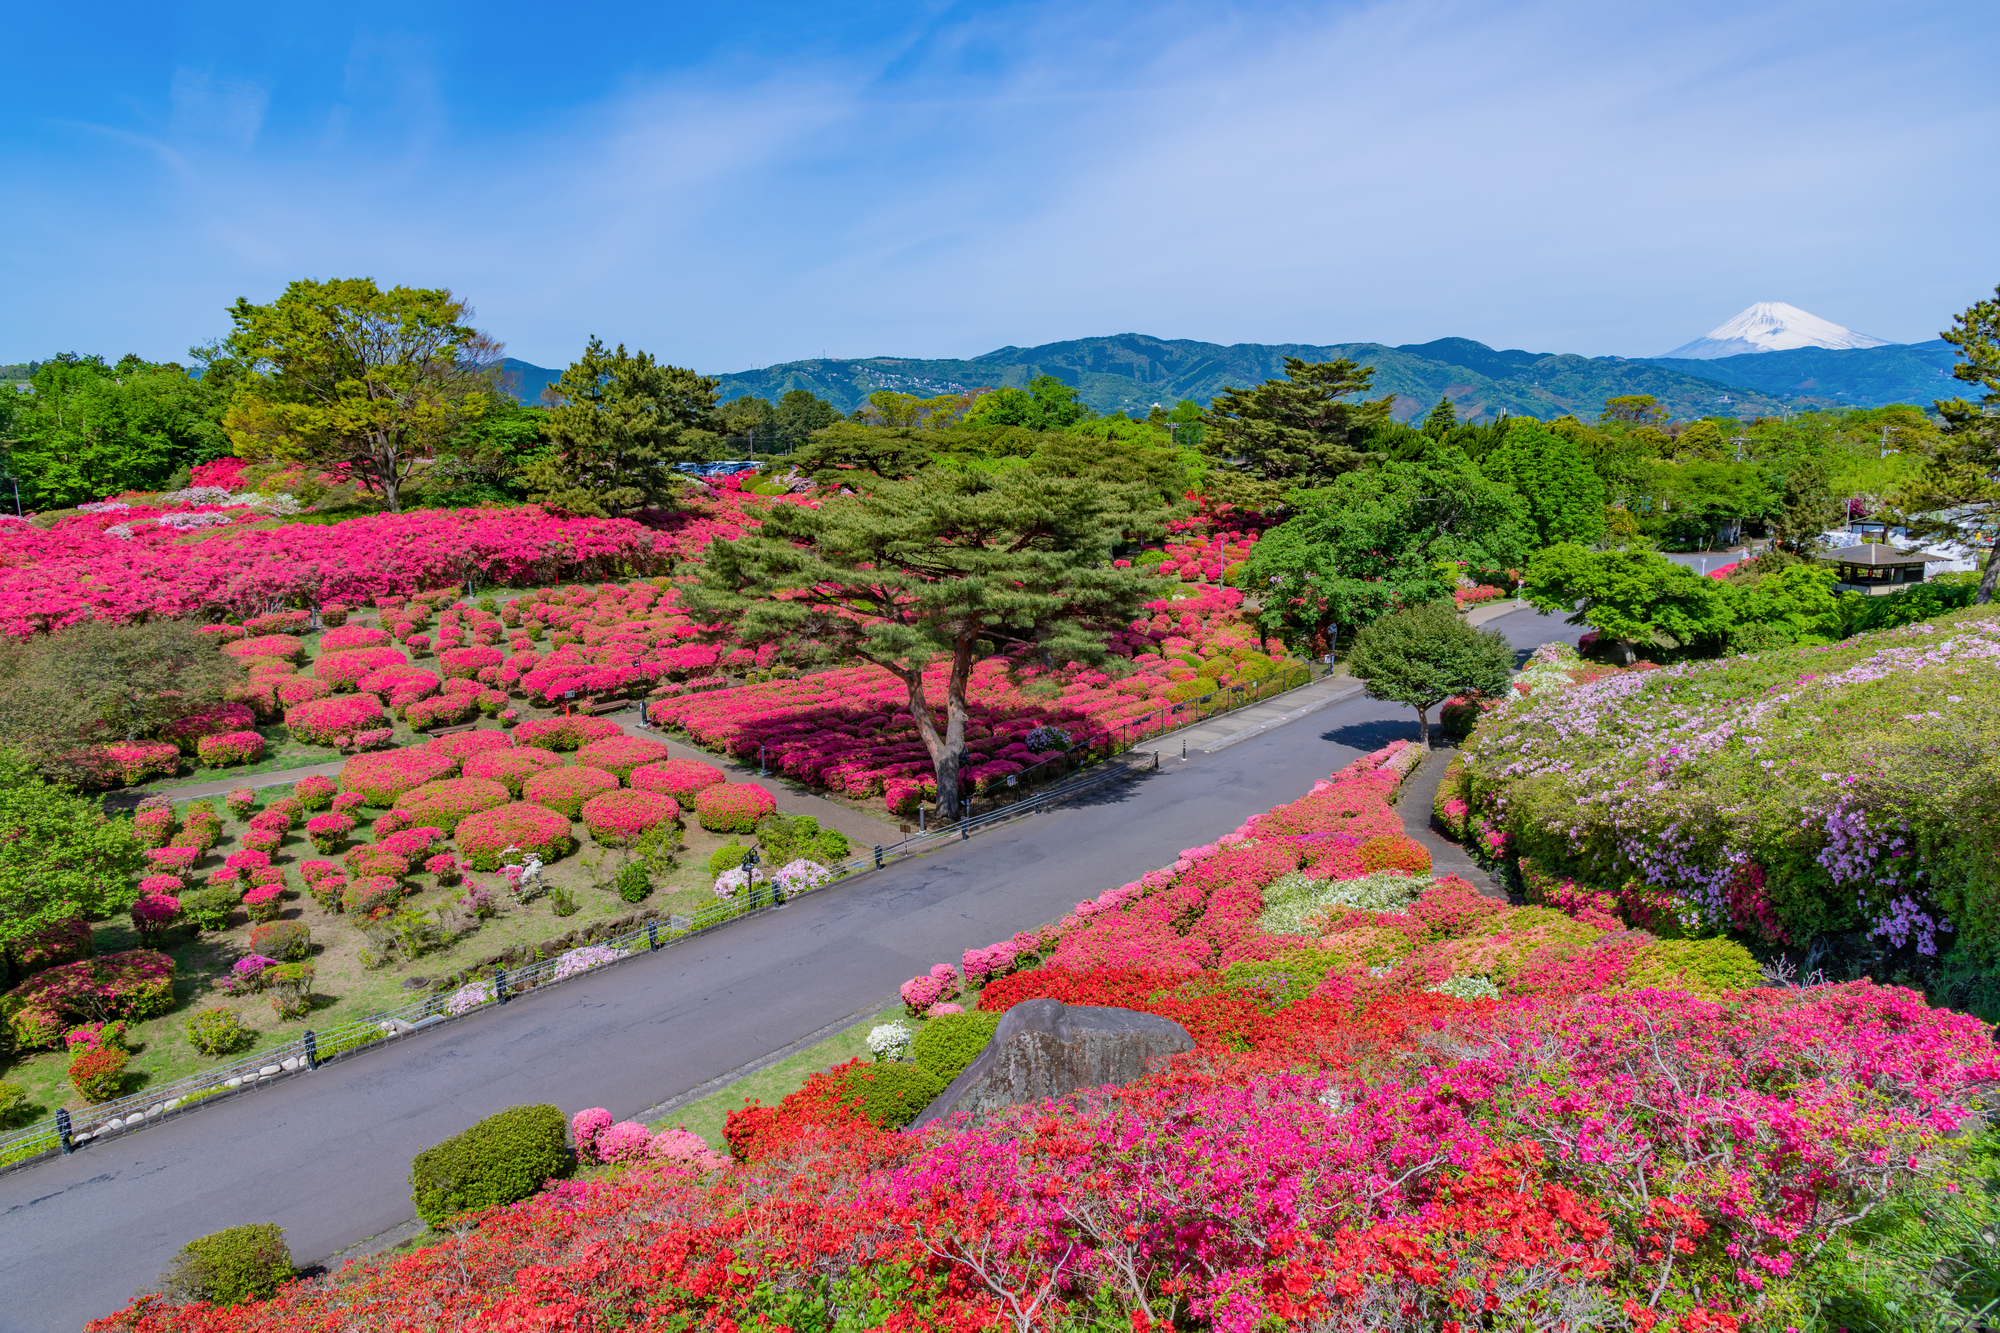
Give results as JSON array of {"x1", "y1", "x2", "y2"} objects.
[
  {"x1": 789, "y1": 422, "x2": 937, "y2": 484},
  {"x1": 1671, "y1": 420, "x2": 1727, "y2": 461},
  {"x1": 1893, "y1": 285, "x2": 2000, "y2": 603},
  {"x1": 1346, "y1": 603, "x2": 1514, "y2": 749},
  {"x1": 719, "y1": 395, "x2": 778, "y2": 453},
  {"x1": 1202, "y1": 357, "x2": 1391, "y2": 486},
  {"x1": 961, "y1": 375, "x2": 1093, "y2": 432},
  {"x1": 1766, "y1": 452, "x2": 1842, "y2": 554},
  {"x1": 221, "y1": 278, "x2": 502, "y2": 512},
  {"x1": 0, "y1": 355, "x2": 228, "y2": 508},
  {"x1": 428, "y1": 397, "x2": 548, "y2": 503},
  {"x1": 1521, "y1": 544, "x2": 1736, "y2": 663},
  {"x1": 0, "y1": 750, "x2": 144, "y2": 956},
  {"x1": 0, "y1": 620, "x2": 244, "y2": 781},
  {"x1": 1480, "y1": 420, "x2": 1607, "y2": 548},
  {"x1": 1240, "y1": 455, "x2": 1530, "y2": 649},
  {"x1": 684, "y1": 468, "x2": 1168, "y2": 817},
  {"x1": 1601, "y1": 394, "x2": 1667, "y2": 426},
  {"x1": 774, "y1": 389, "x2": 839, "y2": 448},
  {"x1": 1726, "y1": 562, "x2": 1843, "y2": 651},
  {"x1": 524, "y1": 337, "x2": 719, "y2": 516},
  {"x1": 1421, "y1": 395, "x2": 1459, "y2": 438}
]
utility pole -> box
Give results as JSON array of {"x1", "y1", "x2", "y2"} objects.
[{"x1": 1880, "y1": 424, "x2": 1900, "y2": 459}]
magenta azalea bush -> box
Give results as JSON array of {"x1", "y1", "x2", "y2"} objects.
[
  {"x1": 461, "y1": 745, "x2": 564, "y2": 796},
  {"x1": 574, "y1": 735, "x2": 673, "y2": 782},
  {"x1": 222, "y1": 634, "x2": 305, "y2": 664},
  {"x1": 394, "y1": 777, "x2": 511, "y2": 832},
  {"x1": 427, "y1": 728, "x2": 514, "y2": 762},
  {"x1": 511, "y1": 715, "x2": 622, "y2": 751},
  {"x1": 287, "y1": 693, "x2": 389, "y2": 747},
  {"x1": 522, "y1": 765, "x2": 619, "y2": 818},
  {"x1": 339, "y1": 747, "x2": 458, "y2": 805},
  {"x1": 195, "y1": 730, "x2": 265, "y2": 766},
  {"x1": 580, "y1": 789, "x2": 680, "y2": 845},
  {"x1": 455, "y1": 802, "x2": 573, "y2": 871},
  {"x1": 314, "y1": 646, "x2": 409, "y2": 690},
  {"x1": 629, "y1": 758, "x2": 726, "y2": 799},
  {"x1": 692, "y1": 781, "x2": 776, "y2": 833}
]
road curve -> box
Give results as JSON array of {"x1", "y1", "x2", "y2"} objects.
[{"x1": 1, "y1": 606, "x2": 1580, "y2": 1333}]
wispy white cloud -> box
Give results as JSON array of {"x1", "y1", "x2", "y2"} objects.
[{"x1": 0, "y1": 0, "x2": 1993, "y2": 368}]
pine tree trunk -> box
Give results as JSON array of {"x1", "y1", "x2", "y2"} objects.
[{"x1": 1978, "y1": 539, "x2": 2000, "y2": 606}]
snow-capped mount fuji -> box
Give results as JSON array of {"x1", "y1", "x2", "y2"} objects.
[{"x1": 1660, "y1": 302, "x2": 1891, "y2": 359}]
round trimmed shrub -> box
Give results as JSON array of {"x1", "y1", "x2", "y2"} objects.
[
  {"x1": 343, "y1": 875, "x2": 402, "y2": 918},
  {"x1": 393, "y1": 777, "x2": 511, "y2": 833},
  {"x1": 160, "y1": 1224, "x2": 294, "y2": 1306},
  {"x1": 832, "y1": 1059, "x2": 945, "y2": 1129},
  {"x1": 195, "y1": 731, "x2": 266, "y2": 766},
  {"x1": 320, "y1": 625, "x2": 391, "y2": 652},
  {"x1": 314, "y1": 647, "x2": 408, "y2": 691},
  {"x1": 523, "y1": 766, "x2": 619, "y2": 818},
  {"x1": 693, "y1": 782, "x2": 777, "y2": 833},
  {"x1": 275, "y1": 677, "x2": 332, "y2": 709},
  {"x1": 439, "y1": 645, "x2": 504, "y2": 679},
  {"x1": 287, "y1": 694, "x2": 389, "y2": 747},
  {"x1": 69, "y1": 1044, "x2": 129, "y2": 1102},
  {"x1": 631, "y1": 758, "x2": 728, "y2": 800},
  {"x1": 250, "y1": 920, "x2": 311, "y2": 962},
  {"x1": 340, "y1": 748, "x2": 458, "y2": 806},
  {"x1": 408, "y1": 1104, "x2": 570, "y2": 1226},
  {"x1": 575, "y1": 735, "x2": 673, "y2": 782},
  {"x1": 455, "y1": 802, "x2": 573, "y2": 871},
  {"x1": 294, "y1": 775, "x2": 336, "y2": 811},
  {"x1": 403, "y1": 694, "x2": 479, "y2": 731},
  {"x1": 427, "y1": 728, "x2": 514, "y2": 762},
  {"x1": 222, "y1": 635, "x2": 305, "y2": 665},
  {"x1": 909, "y1": 1010, "x2": 1001, "y2": 1085},
  {"x1": 512, "y1": 715, "x2": 622, "y2": 752},
  {"x1": 580, "y1": 790, "x2": 680, "y2": 846},
  {"x1": 462, "y1": 746, "x2": 563, "y2": 797},
  {"x1": 185, "y1": 1007, "x2": 256, "y2": 1057}
]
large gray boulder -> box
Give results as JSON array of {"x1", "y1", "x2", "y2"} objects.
[{"x1": 908, "y1": 998, "x2": 1194, "y2": 1128}]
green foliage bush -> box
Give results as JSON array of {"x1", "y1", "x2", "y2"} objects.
[
  {"x1": 0, "y1": 1080, "x2": 31, "y2": 1128},
  {"x1": 179, "y1": 885, "x2": 238, "y2": 933},
  {"x1": 409, "y1": 1104, "x2": 572, "y2": 1226},
  {"x1": 833, "y1": 1062, "x2": 944, "y2": 1129},
  {"x1": 706, "y1": 842, "x2": 750, "y2": 877},
  {"x1": 249, "y1": 920, "x2": 311, "y2": 962},
  {"x1": 615, "y1": 861, "x2": 650, "y2": 903},
  {"x1": 185, "y1": 1008, "x2": 257, "y2": 1058},
  {"x1": 159, "y1": 1224, "x2": 294, "y2": 1306},
  {"x1": 1623, "y1": 939, "x2": 1762, "y2": 996},
  {"x1": 755, "y1": 814, "x2": 850, "y2": 866},
  {"x1": 1843, "y1": 570, "x2": 1980, "y2": 636},
  {"x1": 908, "y1": 1011, "x2": 1000, "y2": 1085}
]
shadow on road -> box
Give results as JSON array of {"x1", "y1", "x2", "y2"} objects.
[{"x1": 1319, "y1": 718, "x2": 1412, "y2": 751}]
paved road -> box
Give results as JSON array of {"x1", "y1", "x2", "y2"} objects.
[{"x1": 1, "y1": 607, "x2": 1581, "y2": 1332}]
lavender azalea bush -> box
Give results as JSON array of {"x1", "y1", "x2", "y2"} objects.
[{"x1": 1460, "y1": 606, "x2": 2000, "y2": 1007}]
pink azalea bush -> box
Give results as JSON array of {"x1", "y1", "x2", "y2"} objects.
[
  {"x1": 579, "y1": 790, "x2": 680, "y2": 845},
  {"x1": 522, "y1": 766, "x2": 619, "y2": 818},
  {"x1": 629, "y1": 758, "x2": 726, "y2": 799},
  {"x1": 195, "y1": 730, "x2": 265, "y2": 766},
  {"x1": 691, "y1": 781, "x2": 775, "y2": 833},
  {"x1": 393, "y1": 777, "x2": 511, "y2": 832},
  {"x1": 574, "y1": 735, "x2": 673, "y2": 782},
  {"x1": 314, "y1": 647, "x2": 408, "y2": 690},
  {"x1": 899, "y1": 963, "x2": 960, "y2": 1016},
  {"x1": 461, "y1": 745, "x2": 564, "y2": 796},
  {"x1": 294, "y1": 774, "x2": 336, "y2": 811},
  {"x1": 512, "y1": 715, "x2": 622, "y2": 751},
  {"x1": 287, "y1": 693, "x2": 389, "y2": 747},
  {"x1": 340, "y1": 748, "x2": 458, "y2": 805},
  {"x1": 454, "y1": 802, "x2": 573, "y2": 871}
]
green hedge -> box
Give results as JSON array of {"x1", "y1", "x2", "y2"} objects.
[
  {"x1": 159, "y1": 1224, "x2": 294, "y2": 1305},
  {"x1": 835, "y1": 1062, "x2": 945, "y2": 1129},
  {"x1": 409, "y1": 1103, "x2": 571, "y2": 1226},
  {"x1": 909, "y1": 1011, "x2": 1001, "y2": 1086}
]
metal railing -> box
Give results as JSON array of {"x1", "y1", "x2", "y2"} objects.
[{"x1": 0, "y1": 661, "x2": 1323, "y2": 1175}]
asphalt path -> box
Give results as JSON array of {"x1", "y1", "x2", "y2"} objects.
[{"x1": 1, "y1": 606, "x2": 1581, "y2": 1332}]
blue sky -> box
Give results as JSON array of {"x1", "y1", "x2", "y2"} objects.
[{"x1": 3, "y1": 1, "x2": 1995, "y2": 371}]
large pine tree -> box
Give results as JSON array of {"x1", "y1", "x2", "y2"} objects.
[
  {"x1": 1201, "y1": 357, "x2": 1391, "y2": 488},
  {"x1": 683, "y1": 467, "x2": 1169, "y2": 816},
  {"x1": 525, "y1": 338, "x2": 719, "y2": 516}
]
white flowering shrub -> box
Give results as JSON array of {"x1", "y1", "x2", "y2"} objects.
[
  {"x1": 1258, "y1": 871, "x2": 1430, "y2": 936},
  {"x1": 1426, "y1": 974, "x2": 1501, "y2": 1001},
  {"x1": 866, "y1": 1021, "x2": 913, "y2": 1061}
]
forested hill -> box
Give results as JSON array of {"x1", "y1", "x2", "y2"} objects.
[
  {"x1": 1641, "y1": 339, "x2": 1961, "y2": 411},
  {"x1": 502, "y1": 331, "x2": 1947, "y2": 422}
]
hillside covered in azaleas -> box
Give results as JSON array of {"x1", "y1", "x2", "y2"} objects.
[{"x1": 88, "y1": 747, "x2": 2000, "y2": 1333}]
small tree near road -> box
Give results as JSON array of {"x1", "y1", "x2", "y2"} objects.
[
  {"x1": 684, "y1": 467, "x2": 1168, "y2": 817},
  {"x1": 1346, "y1": 603, "x2": 1514, "y2": 749}
]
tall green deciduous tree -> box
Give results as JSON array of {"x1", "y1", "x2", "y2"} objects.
[
  {"x1": 1480, "y1": 420, "x2": 1607, "y2": 549},
  {"x1": 1202, "y1": 357, "x2": 1391, "y2": 487},
  {"x1": 683, "y1": 468, "x2": 1168, "y2": 817},
  {"x1": 524, "y1": 338, "x2": 719, "y2": 516},
  {"x1": 1521, "y1": 544, "x2": 1735, "y2": 663},
  {"x1": 961, "y1": 376, "x2": 1093, "y2": 432},
  {"x1": 1765, "y1": 452, "x2": 1842, "y2": 555},
  {"x1": 1239, "y1": 455, "x2": 1530, "y2": 649},
  {"x1": 1346, "y1": 603, "x2": 1514, "y2": 748},
  {"x1": 774, "y1": 389, "x2": 839, "y2": 448},
  {"x1": 221, "y1": 278, "x2": 502, "y2": 512},
  {"x1": 0, "y1": 354, "x2": 228, "y2": 508},
  {"x1": 1894, "y1": 285, "x2": 2000, "y2": 604},
  {"x1": 0, "y1": 749, "x2": 144, "y2": 955}
]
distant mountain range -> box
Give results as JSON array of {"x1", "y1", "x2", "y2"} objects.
[{"x1": 498, "y1": 328, "x2": 1963, "y2": 423}]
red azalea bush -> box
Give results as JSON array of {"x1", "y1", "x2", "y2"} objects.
[
  {"x1": 403, "y1": 694, "x2": 479, "y2": 731},
  {"x1": 132, "y1": 805, "x2": 174, "y2": 848},
  {"x1": 159, "y1": 702, "x2": 258, "y2": 753},
  {"x1": 512, "y1": 715, "x2": 622, "y2": 751},
  {"x1": 629, "y1": 757, "x2": 726, "y2": 799},
  {"x1": 522, "y1": 765, "x2": 619, "y2": 818},
  {"x1": 314, "y1": 647, "x2": 408, "y2": 690},
  {"x1": 0, "y1": 950, "x2": 176, "y2": 1048},
  {"x1": 143, "y1": 846, "x2": 202, "y2": 878},
  {"x1": 393, "y1": 777, "x2": 511, "y2": 832},
  {"x1": 580, "y1": 790, "x2": 680, "y2": 845},
  {"x1": 305, "y1": 812, "x2": 354, "y2": 853},
  {"x1": 286, "y1": 694, "x2": 389, "y2": 746},
  {"x1": 274, "y1": 676, "x2": 330, "y2": 708},
  {"x1": 343, "y1": 844, "x2": 411, "y2": 880},
  {"x1": 130, "y1": 891, "x2": 178, "y2": 942},
  {"x1": 461, "y1": 745, "x2": 564, "y2": 796},
  {"x1": 342, "y1": 875, "x2": 402, "y2": 919},
  {"x1": 243, "y1": 609, "x2": 310, "y2": 635},
  {"x1": 68, "y1": 1042, "x2": 129, "y2": 1102},
  {"x1": 574, "y1": 734, "x2": 672, "y2": 781},
  {"x1": 195, "y1": 730, "x2": 266, "y2": 766},
  {"x1": 74, "y1": 742, "x2": 179, "y2": 788},
  {"x1": 339, "y1": 747, "x2": 458, "y2": 805},
  {"x1": 439, "y1": 644, "x2": 504, "y2": 679},
  {"x1": 454, "y1": 802, "x2": 573, "y2": 871},
  {"x1": 692, "y1": 781, "x2": 776, "y2": 832},
  {"x1": 294, "y1": 774, "x2": 336, "y2": 811}
]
